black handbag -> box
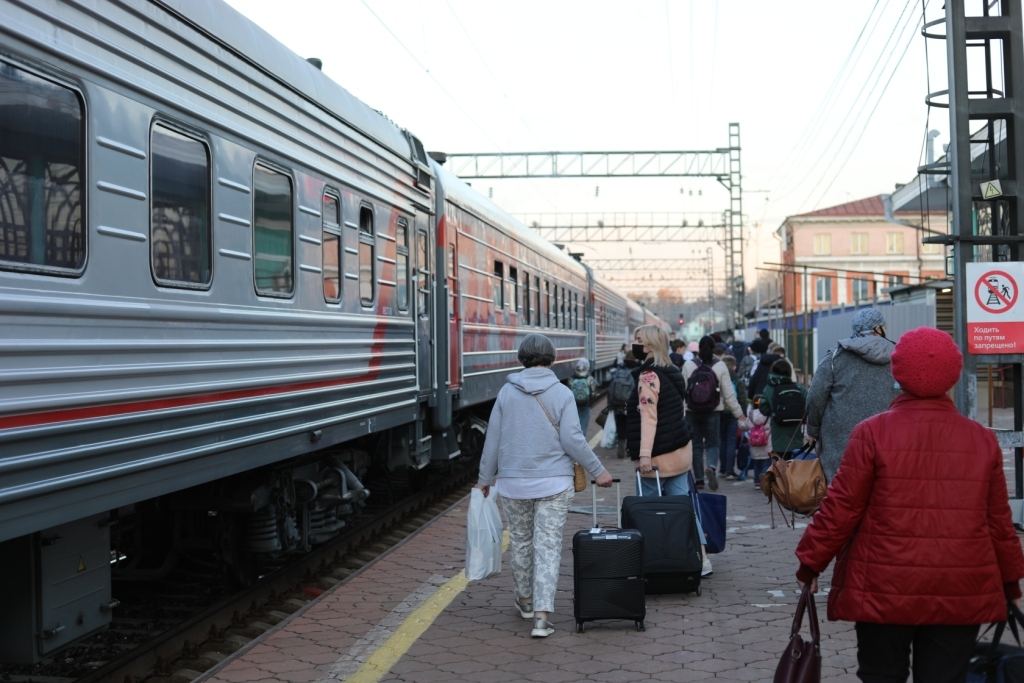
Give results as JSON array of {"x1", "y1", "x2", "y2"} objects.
[
  {"x1": 595, "y1": 406, "x2": 609, "y2": 428},
  {"x1": 968, "y1": 603, "x2": 1024, "y2": 682}
]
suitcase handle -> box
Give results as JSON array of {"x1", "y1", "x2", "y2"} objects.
[
  {"x1": 635, "y1": 466, "x2": 662, "y2": 497},
  {"x1": 590, "y1": 479, "x2": 622, "y2": 531}
]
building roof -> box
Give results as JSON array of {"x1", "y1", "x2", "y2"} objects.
[
  {"x1": 791, "y1": 194, "x2": 919, "y2": 218},
  {"x1": 794, "y1": 195, "x2": 884, "y2": 217}
]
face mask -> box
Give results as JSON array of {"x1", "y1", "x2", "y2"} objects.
[{"x1": 632, "y1": 343, "x2": 647, "y2": 361}]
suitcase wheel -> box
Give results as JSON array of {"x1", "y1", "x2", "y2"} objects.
[
  {"x1": 636, "y1": 621, "x2": 645, "y2": 632},
  {"x1": 696, "y1": 585, "x2": 702, "y2": 596},
  {"x1": 576, "y1": 621, "x2": 585, "y2": 633}
]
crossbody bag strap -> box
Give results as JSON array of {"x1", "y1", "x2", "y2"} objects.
[{"x1": 533, "y1": 393, "x2": 560, "y2": 434}]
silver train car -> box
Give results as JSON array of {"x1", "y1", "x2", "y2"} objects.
[{"x1": 0, "y1": 0, "x2": 666, "y2": 662}]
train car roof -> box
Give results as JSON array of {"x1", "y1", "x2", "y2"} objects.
[
  {"x1": 434, "y1": 163, "x2": 587, "y2": 278},
  {"x1": 153, "y1": 0, "x2": 413, "y2": 162}
]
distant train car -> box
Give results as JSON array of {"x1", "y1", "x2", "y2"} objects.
[{"x1": 0, "y1": 0, "x2": 668, "y2": 663}]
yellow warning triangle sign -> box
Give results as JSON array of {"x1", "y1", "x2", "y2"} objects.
[
  {"x1": 77, "y1": 556, "x2": 86, "y2": 572},
  {"x1": 984, "y1": 181, "x2": 1003, "y2": 199}
]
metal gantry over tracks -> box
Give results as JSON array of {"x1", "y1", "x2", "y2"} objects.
[{"x1": 443, "y1": 123, "x2": 746, "y2": 328}]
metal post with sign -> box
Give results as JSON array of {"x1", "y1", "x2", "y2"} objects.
[{"x1": 925, "y1": 1, "x2": 1024, "y2": 511}]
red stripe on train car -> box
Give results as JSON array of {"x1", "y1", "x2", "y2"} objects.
[{"x1": 0, "y1": 372, "x2": 384, "y2": 432}]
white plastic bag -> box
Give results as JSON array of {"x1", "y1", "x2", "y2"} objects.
[
  {"x1": 466, "y1": 488, "x2": 503, "y2": 580},
  {"x1": 601, "y1": 411, "x2": 618, "y2": 449}
]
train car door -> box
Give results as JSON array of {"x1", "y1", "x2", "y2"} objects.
[
  {"x1": 446, "y1": 219, "x2": 461, "y2": 391},
  {"x1": 415, "y1": 220, "x2": 433, "y2": 393}
]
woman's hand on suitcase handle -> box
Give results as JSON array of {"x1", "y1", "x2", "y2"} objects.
[
  {"x1": 637, "y1": 455, "x2": 652, "y2": 474},
  {"x1": 594, "y1": 470, "x2": 613, "y2": 488}
]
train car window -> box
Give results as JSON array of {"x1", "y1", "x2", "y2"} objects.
[
  {"x1": 509, "y1": 266, "x2": 519, "y2": 312},
  {"x1": 253, "y1": 163, "x2": 294, "y2": 296},
  {"x1": 0, "y1": 61, "x2": 85, "y2": 274},
  {"x1": 322, "y1": 192, "x2": 341, "y2": 302},
  {"x1": 151, "y1": 123, "x2": 211, "y2": 287},
  {"x1": 523, "y1": 273, "x2": 530, "y2": 325},
  {"x1": 417, "y1": 228, "x2": 429, "y2": 316},
  {"x1": 534, "y1": 276, "x2": 541, "y2": 326},
  {"x1": 544, "y1": 280, "x2": 551, "y2": 327},
  {"x1": 396, "y1": 218, "x2": 409, "y2": 312},
  {"x1": 358, "y1": 205, "x2": 374, "y2": 306},
  {"x1": 561, "y1": 287, "x2": 567, "y2": 329},
  {"x1": 493, "y1": 261, "x2": 504, "y2": 308}
]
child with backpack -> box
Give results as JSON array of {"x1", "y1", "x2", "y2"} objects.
[
  {"x1": 571, "y1": 358, "x2": 598, "y2": 434},
  {"x1": 757, "y1": 359, "x2": 808, "y2": 459},
  {"x1": 747, "y1": 396, "x2": 772, "y2": 488}
]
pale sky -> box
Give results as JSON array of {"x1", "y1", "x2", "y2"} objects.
[{"x1": 223, "y1": 0, "x2": 945, "y2": 298}]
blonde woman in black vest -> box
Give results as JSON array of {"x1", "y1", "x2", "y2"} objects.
[{"x1": 625, "y1": 325, "x2": 712, "y2": 574}]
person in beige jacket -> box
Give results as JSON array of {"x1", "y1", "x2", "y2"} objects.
[{"x1": 682, "y1": 336, "x2": 748, "y2": 490}]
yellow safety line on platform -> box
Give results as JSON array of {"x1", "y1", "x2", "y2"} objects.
[
  {"x1": 344, "y1": 530, "x2": 510, "y2": 683},
  {"x1": 589, "y1": 430, "x2": 603, "y2": 448}
]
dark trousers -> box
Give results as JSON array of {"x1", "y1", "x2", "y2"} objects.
[
  {"x1": 719, "y1": 414, "x2": 738, "y2": 474},
  {"x1": 855, "y1": 622, "x2": 979, "y2": 683},
  {"x1": 686, "y1": 411, "x2": 720, "y2": 481}
]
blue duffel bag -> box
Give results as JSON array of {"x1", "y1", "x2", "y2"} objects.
[
  {"x1": 690, "y1": 472, "x2": 727, "y2": 554},
  {"x1": 968, "y1": 603, "x2": 1024, "y2": 682}
]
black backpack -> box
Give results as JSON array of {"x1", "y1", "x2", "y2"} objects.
[
  {"x1": 771, "y1": 381, "x2": 807, "y2": 426},
  {"x1": 608, "y1": 369, "x2": 634, "y2": 408},
  {"x1": 685, "y1": 360, "x2": 720, "y2": 413}
]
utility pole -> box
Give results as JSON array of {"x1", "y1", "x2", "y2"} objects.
[{"x1": 924, "y1": 0, "x2": 1024, "y2": 499}]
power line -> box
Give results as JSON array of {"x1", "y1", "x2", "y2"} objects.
[
  {"x1": 768, "y1": 0, "x2": 887, "y2": 201},
  {"x1": 805, "y1": 9, "x2": 922, "y2": 211},
  {"x1": 439, "y1": 0, "x2": 560, "y2": 209},
  {"x1": 793, "y1": 0, "x2": 916, "y2": 212},
  {"x1": 359, "y1": 0, "x2": 504, "y2": 153}
]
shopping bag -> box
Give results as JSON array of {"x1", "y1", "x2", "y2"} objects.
[
  {"x1": 466, "y1": 488, "x2": 503, "y2": 580},
  {"x1": 601, "y1": 412, "x2": 618, "y2": 449}
]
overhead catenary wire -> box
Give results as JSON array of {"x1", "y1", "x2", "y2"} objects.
[
  {"x1": 792, "y1": 0, "x2": 918, "y2": 212},
  {"x1": 768, "y1": 0, "x2": 888, "y2": 202},
  {"x1": 439, "y1": 0, "x2": 560, "y2": 210},
  {"x1": 803, "y1": 8, "x2": 922, "y2": 212},
  {"x1": 359, "y1": 1, "x2": 504, "y2": 152}
]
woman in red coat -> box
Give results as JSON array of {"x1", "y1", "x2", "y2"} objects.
[{"x1": 794, "y1": 327, "x2": 1024, "y2": 683}]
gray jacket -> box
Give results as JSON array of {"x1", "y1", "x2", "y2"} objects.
[
  {"x1": 805, "y1": 336, "x2": 901, "y2": 482},
  {"x1": 477, "y1": 368, "x2": 605, "y2": 485}
]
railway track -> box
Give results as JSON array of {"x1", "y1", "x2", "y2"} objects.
[{"x1": 0, "y1": 464, "x2": 477, "y2": 683}]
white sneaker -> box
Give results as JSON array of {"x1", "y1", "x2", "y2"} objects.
[{"x1": 701, "y1": 557, "x2": 714, "y2": 577}]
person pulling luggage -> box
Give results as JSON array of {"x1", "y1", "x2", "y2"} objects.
[
  {"x1": 475, "y1": 334, "x2": 613, "y2": 638},
  {"x1": 626, "y1": 324, "x2": 721, "y2": 576}
]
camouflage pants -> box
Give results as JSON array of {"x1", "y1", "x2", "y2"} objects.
[{"x1": 501, "y1": 486, "x2": 574, "y2": 613}]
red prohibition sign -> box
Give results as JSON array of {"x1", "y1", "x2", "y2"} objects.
[{"x1": 974, "y1": 270, "x2": 1018, "y2": 314}]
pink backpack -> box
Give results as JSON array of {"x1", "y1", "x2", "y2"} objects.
[{"x1": 749, "y1": 423, "x2": 769, "y2": 447}]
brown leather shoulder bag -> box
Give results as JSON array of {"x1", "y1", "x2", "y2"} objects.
[{"x1": 774, "y1": 585, "x2": 821, "y2": 683}]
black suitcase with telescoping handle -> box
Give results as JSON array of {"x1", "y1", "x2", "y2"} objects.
[
  {"x1": 621, "y1": 468, "x2": 703, "y2": 596},
  {"x1": 572, "y1": 479, "x2": 646, "y2": 633}
]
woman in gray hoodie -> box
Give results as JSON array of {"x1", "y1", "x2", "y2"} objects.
[
  {"x1": 476, "y1": 334, "x2": 612, "y2": 638},
  {"x1": 805, "y1": 308, "x2": 901, "y2": 482}
]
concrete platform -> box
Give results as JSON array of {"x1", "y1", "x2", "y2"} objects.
[{"x1": 197, "y1": 405, "x2": 1022, "y2": 683}]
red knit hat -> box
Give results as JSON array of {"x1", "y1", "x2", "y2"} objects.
[{"x1": 890, "y1": 327, "x2": 962, "y2": 398}]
